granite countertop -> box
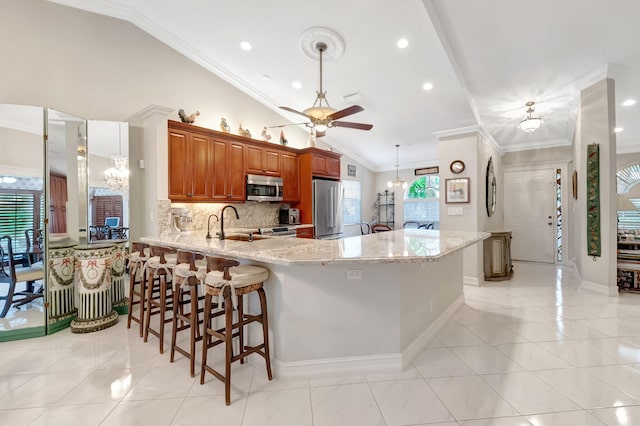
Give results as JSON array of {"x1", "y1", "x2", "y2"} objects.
[{"x1": 141, "y1": 229, "x2": 489, "y2": 266}]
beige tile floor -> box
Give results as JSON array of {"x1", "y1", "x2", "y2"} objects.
[{"x1": 1, "y1": 262, "x2": 640, "y2": 425}]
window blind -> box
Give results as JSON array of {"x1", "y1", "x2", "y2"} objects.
[{"x1": 0, "y1": 190, "x2": 42, "y2": 253}]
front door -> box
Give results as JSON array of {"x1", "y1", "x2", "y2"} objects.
[{"x1": 504, "y1": 169, "x2": 556, "y2": 263}]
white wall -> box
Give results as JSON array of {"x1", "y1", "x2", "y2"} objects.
[{"x1": 575, "y1": 79, "x2": 618, "y2": 295}]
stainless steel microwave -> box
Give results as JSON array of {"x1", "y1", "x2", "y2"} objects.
[{"x1": 246, "y1": 174, "x2": 283, "y2": 202}]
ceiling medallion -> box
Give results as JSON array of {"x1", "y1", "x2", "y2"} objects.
[{"x1": 299, "y1": 27, "x2": 345, "y2": 61}]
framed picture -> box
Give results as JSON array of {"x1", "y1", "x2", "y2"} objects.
[
  {"x1": 445, "y1": 178, "x2": 470, "y2": 203},
  {"x1": 347, "y1": 164, "x2": 356, "y2": 177},
  {"x1": 415, "y1": 166, "x2": 439, "y2": 176}
]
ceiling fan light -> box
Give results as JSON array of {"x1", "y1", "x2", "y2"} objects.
[
  {"x1": 315, "y1": 123, "x2": 328, "y2": 132},
  {"x1": 303, "y1": 106, "x2": 335, "y2": 120}
]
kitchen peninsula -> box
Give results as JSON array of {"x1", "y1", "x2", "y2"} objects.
[{"x1": 141, "y1": 229, "x2": 488, "y2": 378}]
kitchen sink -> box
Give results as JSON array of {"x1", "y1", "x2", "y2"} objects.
[{"x1": 223, "y1": 234, "x2": 267, "y2": 242}]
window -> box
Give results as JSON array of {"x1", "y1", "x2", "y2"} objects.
[
  {"x1": 0, "y1": 190, "x2": 43, "y2": 253},
  {"x1": 619, "y1": 198, "x2": 640, "y2": 230},
  {"x1": 342, "y1": 180, "x2": 361, "y2": 225},
  {"x1": 404, "y1": 176, "x2": 439, "y2": 228}
]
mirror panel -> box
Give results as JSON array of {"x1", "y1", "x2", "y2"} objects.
[{"x1": 0, "y1": 103, "x2": 46, "y2": 336}]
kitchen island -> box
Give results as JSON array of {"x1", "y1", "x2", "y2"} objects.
[{"x1": 141, "y1": 229, "x2": 488, "y2": 378}]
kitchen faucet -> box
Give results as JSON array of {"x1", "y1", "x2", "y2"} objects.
[
  {"x1": 205, "y1": 214, "x2": 219, "y2": 240},
  {"x1": 218, "y1": 205, "x2": 239, "y2": 240}
]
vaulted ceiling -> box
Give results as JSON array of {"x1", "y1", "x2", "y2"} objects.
[{"x1": 51, "y1": 0, "x2": 640, "y2": 171}]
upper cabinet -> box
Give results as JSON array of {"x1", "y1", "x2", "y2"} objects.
[
  {"x1": 167, "y1": 120, "x2": 303, "y2": 203},
  {"x1": 299, "y1": 148, "x2": 341, "y2": 180},
  {"x1": 245, "y1": 145, "x2": 280, "y2": 176},
  {"x1": 168, "y1": 127, "x2": 210, "y2": 201}
]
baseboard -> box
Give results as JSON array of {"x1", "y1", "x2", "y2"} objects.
[
  {"x1": 263, "y1": 294, "x2": 464, "y2": 379},
  {"x1": 464, "y1": 276, "x2": 480, "y2": 286},
  {"x1": 400, "y1": 294, "x2": 464, "y2": 369},
  {"x1": 581, "y1": 279, "x2": 617, "y2": 296},
  {"x1": 0, "y1": 325, "x2": 46, "y2": 342}
]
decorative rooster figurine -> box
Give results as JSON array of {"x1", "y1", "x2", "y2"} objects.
[
  {"x1": 178, "y1": 109, "x2": 200, "y2": 124},
  {"x1": 279, "y1": 130, "x2": 288, "y2": 146},
  {"x1": 261, "y1": 126, "x2": 272, "y2": 142},
  {"x1": 238, "y1": 124, "x2": 251, "y2": 138}
]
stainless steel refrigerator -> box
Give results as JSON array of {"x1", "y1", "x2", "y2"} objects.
[{"x1": 312, "y1": 179, "x2": 344, "y2": 239}]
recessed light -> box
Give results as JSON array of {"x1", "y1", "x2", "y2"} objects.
[
  {"x1": 397, "y1": 38, "x2": 409, "y2": 49},
  {"x1": 622, "y1": 99, "x2": 637, "y2": 107},
  {"x1": 291, "y1": 81, "x2": 302, "y2": 89},
  {"x1": 422, "y1": 82, "x2": 434, "y2": 91},
  {"x1": 239, "y1": 41, "x2": 253, "y2": 51},
  {"x1": 615, "y1": 127, "x2": 624, "y2": 133}
]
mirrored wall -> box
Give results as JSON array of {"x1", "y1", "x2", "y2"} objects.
[{"x1": 0, "y1": 103, "x2": 129, "y2": 339}]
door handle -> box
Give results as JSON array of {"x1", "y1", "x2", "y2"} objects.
[{"x1": 547, "y1": 222, "x2": 553, "y2": 225}]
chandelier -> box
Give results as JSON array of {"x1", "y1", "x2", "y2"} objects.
[
  {"x1": 519, "y1": 101, "x2": 542, "y2": 133},
  {"x1": 387, "y1": 144, "x2": 408, "y2": 189},
  {"x1": 104, "y1": 124, "x2": 129, "y2": 192}
]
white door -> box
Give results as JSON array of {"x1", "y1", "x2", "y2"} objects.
[{"x1": 504, "y1": 169, "x2": 556, "y2": 263}]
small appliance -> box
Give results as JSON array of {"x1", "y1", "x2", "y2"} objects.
[
  {"x1": 246, "y1": 174, "x2": 283, "y2": 202},
  {"x1": 279, "y1": 208, "x2": 300, "y2": 225},
  {"x1": 170, "y1": 207, "x2": 192, "y2": 234}
]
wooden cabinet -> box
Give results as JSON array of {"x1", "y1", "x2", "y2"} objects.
[
  {"x1": 296, "y1": 227, "x2": 314, "y2": 239},
  {"x1": 281, "y1": 152, "x2": 299, "y2": 203},
  {"x1": 295, "y1": 148, "x2": 342, "y2": 224},
  {"x1": 246, "y1": 145, "x2": 280, "y2": 176},
  {"x1": 168, "y1": 128, "x2": 210, "y2": 201},
  {"x1": 309, "y1": 151, "x2": 341, "y2": 179},
  {"x1": 167, "y1": 120, "x2": 299, "y2": 204},
  {"x1": 483, "y1": 231, "x2": 514, "y2": 281}
]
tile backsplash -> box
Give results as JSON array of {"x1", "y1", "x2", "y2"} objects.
[{"x1": 162, "y1": 201, "x2": 281, "y2": 234}]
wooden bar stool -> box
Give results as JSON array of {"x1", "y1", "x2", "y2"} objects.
[
  {"x1": 143, "y1": 245, "x2": 177, "y2": 353},
  {"x1": 170, "y1": 250, "x2": 218, "y2": 377},
  {"x1": 200, "y1": 257, "x2": 273, "y2": 405},
  {"x1": 127, "y1": 242, "x2": 149, "y2": 337}
]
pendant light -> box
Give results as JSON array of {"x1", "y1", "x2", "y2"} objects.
[
  {"x1": 519, "y1": 101, "x2": 543, "y2": 133},
  {"x1": 104, "y1": 123, "x2": 130, "y2": 193},
  {"x1": 387, "y1": 144, "x2": 408, "y2": 189}
]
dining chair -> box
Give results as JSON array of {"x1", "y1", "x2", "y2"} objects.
[
  {"x1": 24, "y1": 228, "x2": 43, "y2": 264},
  {"x1": 403, "y1": 221, "x2": 420, "y2": 229},
  {"x1": 0, "y1": 235, "x2": 45, "y2": 318},
  {"x1": 371, "y1": 223, "x2": 392, "y2": 233},
  {"x1": 360, "y1": 222, "x2": 371, "y2": 235}
]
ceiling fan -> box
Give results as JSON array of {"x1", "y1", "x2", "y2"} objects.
[{"x1": 270, "y1": 41, "x2": 373, "y2": 137}]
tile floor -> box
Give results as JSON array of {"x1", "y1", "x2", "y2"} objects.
[{"x1": 2, "y1": 262, "x2": 640, "y2": 425}]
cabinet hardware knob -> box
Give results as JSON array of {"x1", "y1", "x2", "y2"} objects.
[{"x1": 547, "y1": 222, "x2": 553, "y2": 225}]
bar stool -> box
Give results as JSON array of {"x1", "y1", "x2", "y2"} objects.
[
  {"x1": 127, "y1": 242, "x2": 149, "y2": 337},
  {"x1": 200, "y1": 257, "x2": 273, "y2": 405},
  {"x1": 170, "y1": 250, "x2": 216, "y2": 377},
  {"x1": 143, "y1": 245, "x2": 177, "y2": 353}
]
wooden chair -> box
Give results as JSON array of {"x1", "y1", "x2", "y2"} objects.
[
  {"x1": 143, "y1": 245, "x2": 177, "y2": 353},
  {"x1": 24, "y1": 228, "x2": 43, "y2": 264},
  {"x1": 0, "y1": 235, "x2": 44, "y2": 318},
  {"x1": 403, "y1": 221, "x2": 420, "y2": 229},
  {"x1": 371, "y1": 223, "x2": 392, "y2": 233},
  {"x1": 127, "y1": 242, "x2": 149, "y2": 336},
  {"x1": 419, "y1": 223, "x2": 434, "y2": 230},
  {"x1": 201, "y1": 257, "x2": 272, "y2": 405}
]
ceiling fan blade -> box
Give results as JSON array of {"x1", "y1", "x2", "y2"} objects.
[
  {"x1": 327, "y1": 105, "x2": 364, "y2": 121},
  {"x1": 332, "y1": 121, "x2": 373, "y2": 131},
  {"x1": 279, "y1": 106, "x2": 311, "y2": 119},
  {"x1": 267, "y1": 122, "x2": 309, "y2": 128}
]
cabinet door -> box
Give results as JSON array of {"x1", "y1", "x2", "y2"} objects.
[
  {"x1": 326, "y1": 157, "x2": 341, "y2": 178},
  {"x1": 296, "y1": 227, "x2": 314, "y2": 239},
  {"x1": 246, "y1": 145, "x2": 281, "y2": 176},
  {"x1": 210, "y1": 137, "x2": 228, "y2": 201},
  {"x1": 227, "y1": 142, "x2": 246, "y2": 201},
  {"x1": 311, "y1": 155, "x2": 328, "y2": 175},
  {"x1": 281, "y1": 152, "x2": 299, "y2": 202},
  {"x1": 168, "y1": 130, "x2": 189, "y2": 200},
  {"x1": 188, "y1": 133, "x2": 210, "y2": 200}
]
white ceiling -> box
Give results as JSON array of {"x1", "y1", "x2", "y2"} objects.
[{"x1": 50, "y1": 0, "x2": 640, "y2": 171}]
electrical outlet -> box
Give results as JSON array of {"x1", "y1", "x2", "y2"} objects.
[{"x1": 347, "y1": 269, "x2": 362, "y2": 280}]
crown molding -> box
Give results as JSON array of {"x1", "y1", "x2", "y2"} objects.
[{"x1": 501, "y1": 138, "x2": 571, "y2": 153}]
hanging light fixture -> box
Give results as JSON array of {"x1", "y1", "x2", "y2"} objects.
[
  {"x1": 387, "y1": 144, "x2": 408, "y2": 189},
  {"x1": 519, "y1": 101, "x2": 543, "y2": 134},
  {"x1": 104, "y1": 123, "x2": 129, "y2": 193}
]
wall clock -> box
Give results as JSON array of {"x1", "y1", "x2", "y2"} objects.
[
  {"x1": 450, "y1": 160, "x2": 465, "y2": 174},
  {"x1": 486, "y1": 156, "x2": 496, "y2": 217}
]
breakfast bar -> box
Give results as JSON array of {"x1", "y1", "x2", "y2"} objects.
[{"x1": 141, "y1": 229, "x2": 488, "y2": 378}]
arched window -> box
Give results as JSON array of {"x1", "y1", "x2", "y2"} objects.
[{"x1": 404, "y1": 176, "x2": 439, "y2": 229}]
